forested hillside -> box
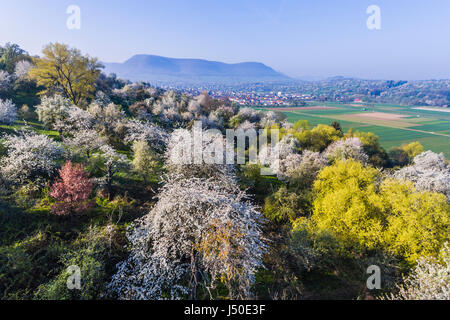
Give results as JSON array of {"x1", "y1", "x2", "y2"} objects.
[{"x1": 0, "y1": 43, "x2": 448, "y2": 300}]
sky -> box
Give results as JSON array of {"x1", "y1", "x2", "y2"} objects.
[{"x1": 1, "y1": 0, "x2": 449, "y2": 80}]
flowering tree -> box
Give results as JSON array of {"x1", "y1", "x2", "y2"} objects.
[
  {"x1": 394, "y1": 151, "x2": 450, "y2": 199},
  {"x1": 87, "y1": 103, "x2": 127, "y2": 143},
  {"x1": 0, "y1": 70, "x2": 11, "y2": 94},
  {"x1": 285, "y1": 150, "x2": 328, "y2": 188},
  {"x1": 323, "y1": 137, "x2": 369, "y2": 164},
  {"x1": 54, "y1": 105, "x2": 95, "y2": 134},
  {"x1": 131, "y1": 140, "x2": 159, "y2": 183},
  {"x1": 14, "y1": 60, "x2": 32, "y2": 78},
  {"x1": 36, "y1": 95, "x2": 72, "y2": 130},
  {"x1": 259, "y1": 134, "x2": 300, "y2": 179},
  {"x1": 93, "y1": 145, "x2": 129, "y2": 200},
  {"x1": 165, "y1": 127, "x2": 236, "y2": 187},
  {"x1": 124, "y1": 119, "x2": 168, "y2": 151},
  {"x1": 50, "y1": 161, "x2": 93, "y2": 215},
  {"x1": 387, "y1": 243, "x2": 449, "y2": 300},
  {"x1": 0, "y1": 130, "x2": 65, "y2": 185},
  {"x1": 0, "y1": 99, "x2": 17, "y2": 124},
  {"x1": 108, "y1": 175, "x2": 265, "y2": 300},
  {"x1": 64, "y1": 129, "x2": 106, "y2": 159}
]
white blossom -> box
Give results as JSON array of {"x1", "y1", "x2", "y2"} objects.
[
  {"x1": 53, "y1": 105, "x2": 95, "y2": 135},
  {"x1": 0, "y1": 70, "x2": 11, "y2": 92},
  {"x1": 124, "y1": 119, "x2": 168, "y2": 150},
  {"x1": 36, "y1": 95, "x2": 73, "y2": 128},
  {"x1": 94, "y1": 90, "x2": 112, "y2": 106},
  {"x1": 0, "y1": 99, "x2": 17, "y2": 124},
  {"x1": 238, "y1": 120, "x2": 257, "y2": 131},
  {"x1": 323, "y1": 137, "x2": 369, "y2": 164},
  {"x1": 108, "y1": 175, "x2": 265, "y2": 299},
  {"x1": 238, "y1": 107, "x2": 261, "y2": 123},
  {"x1": 284, "y1": 150, "x2": 328, "y2": 186},
  {"x1": 64, "y1": 129, "x2": 106, "y2": 158},
  {"x1": 0, "y1": 130, "x2": 65, "y2": 184},
  {"x1": 394, "y1": 151, "x2": 450, "y2": 199},
  {"x1": 165, "y1": 127, "x2": 236, "y2": 187},
  {"x1": 14, "y1": 60, "x2": 32, "y2": 78},
  {"x1": 387, "y1": 243, "x2": 450, "y2": 300},
  {"x1": 259, "y1": 134, "x2": 300, "y2": 178}
]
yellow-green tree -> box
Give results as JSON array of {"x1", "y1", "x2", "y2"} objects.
[
  {"x1": 381, "y1": 179, "x2": 449, "y2": 264},
  {"x1": 29, "y1": 43, "x2": 103, "y2": 105},
  {"x1": 400, "y1": 141, "x2": 424, "y2": 158},
  {"x1": 310, "y1": 160, "x2": 385, "y2": 249},
  {"x1": 306, "y1": 160, "x2": 449, "y2": 263},
  {"x1": 293, "y1": 124, "x2": 342, "y2": 152},
  {"x1": 131, "y1": 140, "x2": 159, "y2": 183}
]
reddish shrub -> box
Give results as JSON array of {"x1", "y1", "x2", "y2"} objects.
[{"x1": 50, "y1": 161, "x2": 93, "y2": 215}]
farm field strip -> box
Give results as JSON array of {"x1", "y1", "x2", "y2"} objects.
[
  {"x1": 287, "y1": 110, "x2": 450, "y2": 137},
  {"x1": 259, "y1": 104, "x2": 450, "y2": 157}
]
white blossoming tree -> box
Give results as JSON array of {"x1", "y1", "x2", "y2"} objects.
[
  {"x1": 284, "y1": 150, "x2": 328, "y2": 188},
  {"x1": 124, "y1": 119, "x2": 169, "y2": 151},
  {"x1": 0, "y1": 70, "x2": 11, "y2": 93},
  {"x1": 107, "y1": 175, "x2": 265, "y2": 300},
  {"x1": 0, "y1": 99, "x2": 17, "y2": 124},
  {"x1": 165, "y1": 127, "x2": 236, "y2": 187},
  {"x1": 394, "y1": 151, "x2": 450, "y2": 199},
  {"x1": 259, "y1": 134, "x2": 300, "y2": 179},
  {"x1": 64, "y1": 129, "x2": 106, "y2": 159},
  {"x1": 0, "y1": 130, "x2": 65, "y2": 185},
  {"x1": 36, "y1": 95, "x2": 73, "y2": 130},
  {"x1": 14, "y1": 60, "x2": 32, "y2": 78},
  {"x1": 53, "y1": 105, "x2": 95, "y2": 134},
  {"x1": 387, "y1": 243, "x2": 449, "y2": 300},
  {"x1": 323, "y1": 137, "x2": 369, "y2": 164},
  {"x1": 93, "y1": 145, "x2": 129, "y2": 200},
  {"x1": 88, "y1": 103, "x2": 127, "y2": 143}
]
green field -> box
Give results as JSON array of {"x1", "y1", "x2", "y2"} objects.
[{"x1": 257, "y1": 102, "x2": 450, "y2": 157}]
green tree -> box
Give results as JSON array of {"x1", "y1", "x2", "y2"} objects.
[
  {"x1": 131, "y1": 140, "x2": 159, "y2": 183},
  {"x1": 310, "y1": 160, "x2": 385, "y2": 250},
  {"x1": 381, "y1": 179, "x2": 449, "y2": 264},
  {"x1": 292, "y1": 119, "x2": 310, "y2": 131},
  {"x1": 264, "y1": 186, "x2": 307, "y2": 223},
  {"x1": 401, "y1": 141, "x2": 424, "y2": 159},
  {"x1": 0, "y1": 43, "x2": 29, "y2": 73},
  {"x1": 294, "y1": 124, "x2": 342, "y2": 152},
  {"x1": 307, "y1": 160, "x2": 449, "y2": 263},
  {"x1": 29, "y1": 43, "x2": 103, "y2": 105},
  {"x1": 330, "y1": 121, "x2": 343, "y2": 134},
  {"x1": 353, "y1": 131, "x2": 389, "y2": 167},
  {"x1": 389, "y1": 141, "x2": 424, "y2": 167}
]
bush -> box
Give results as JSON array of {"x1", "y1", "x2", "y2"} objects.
[{"x1": 34, "y1": 226, "x2": 125, "y2": 300}]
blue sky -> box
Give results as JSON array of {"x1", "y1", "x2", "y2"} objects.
[{"x1": 1, "y1": 0, "x2": 449, "y2": 80}]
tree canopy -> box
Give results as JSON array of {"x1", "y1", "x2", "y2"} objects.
[{"x1": 29, "y1": 43, "x2": 103, "y2": 105}]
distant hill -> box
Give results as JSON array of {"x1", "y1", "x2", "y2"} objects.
[{"x1": 103, "y1": 54, "x2": 289, "y2": 84}]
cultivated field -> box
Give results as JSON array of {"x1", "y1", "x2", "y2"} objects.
[
  {"x1": 267, "y1": 106, "x2": 337, "y2": 111},
  {"x1": 260, "y1": 102, "x2": 450, "y2": 157}
]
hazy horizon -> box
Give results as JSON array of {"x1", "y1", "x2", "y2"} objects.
[{"x1": 2, "y1": 0, "x2": 450, "y2": 80}]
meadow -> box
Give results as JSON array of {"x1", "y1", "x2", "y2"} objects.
[{"x1": 258, "y1": 102, "x2": 450, "y2": 157}]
